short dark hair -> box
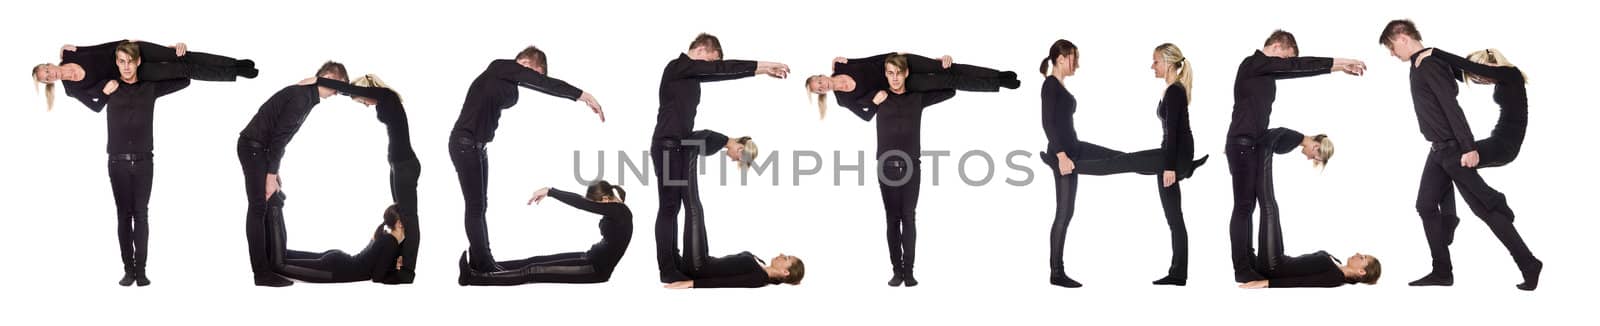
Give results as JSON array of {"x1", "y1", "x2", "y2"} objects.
[
  {"x1": 1264, "y1": 30, "x2": 1299, "y2": 55},
  {"x1": 516, "y1": 46, "x2": 548, "y2": 72},
  {"x1": 688, "y1": 33, "x2": 722, "y2": 58},
  {"x1": 1379, "y1": 20, "x2": 1421, "y2": 47},
  {"x1": 115, "y1": 42, "x2": 142, "y2": 62},
  {"x1": 316, "y1": 61, "x2": 348, "y2": 81}
]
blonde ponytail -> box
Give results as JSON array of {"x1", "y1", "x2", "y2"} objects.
[
  {"x1": 1155, "y1": 43, "x2": 1193, "y2": 101},
  {"x1": 32, "y1": 64, "x2": 55, "y2": 111},
  {"x1": 352, "y1": 74, "x2": 403, "y2": 102},
  {"x1": 1465, "y1": 48, "x2": 1529, "y2": 84},
  {"x1": 806, "y1": 75, "x2": 829, "y2": 120}
]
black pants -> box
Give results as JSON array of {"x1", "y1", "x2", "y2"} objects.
[
  {"x1": 1043, "y1": 142, "x2": 1124, "y2": 272},
  {"x1": 1415, "y1": 144, "x2": 1537, "y2": 274},
  {"x1": 1070, "y1": 148, "x2": 1197, "y2": 178},
  {"x1": 460, "y1": 251, "x2": 617, "y2": 286},
  {"x1": 1254, "y1": 153, "x2": 1287, "y2": 271},
  {"x1": 1154, "y1": 174, "x2": 1189, "y2": 278},
  {"x1": 448, "y1": 136, "x2": 494, "y2": 271},
  {"x1": 652, "y1": 141, "x2": 703, "y2": 282},
  {"x1": 906, "y1": 63, "x2": 1013, "y2": 93},
  {"x1": 237, "y1": 137, "x2": 281, "y2": 281},
  {"x1": 1225, "y1": 141, "x2": 1267, "y2": 280},
  {"x1": 390, "y1": 157, "x2": 421, "y2": 279},
  {"x1": 879, "y1": 158, "x2": 920, "y2": 275},
  {"x1": 108, "y1": 154, "x2": 154, "y2": 274},
  {"x1": 265, "y1": 194, "x2": 366, "y2": 283},
  {"x1": 136, "y1": 45, "x2": 243, "y2": 82}
]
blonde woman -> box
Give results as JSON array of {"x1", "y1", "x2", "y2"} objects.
[{"x1": 32, "y1": 40, "x2": 256, "y2": 112}]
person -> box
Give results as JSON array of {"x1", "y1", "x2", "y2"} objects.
[
  {"x1": 652, "y1": 33, "x2": 788, "y2": 283},
  {"x1": 871, "y1": 54, "x2": 968, "y2": 287},
  {"x1": 1378, "y1": 19, "x2": 1541, "y2": 290},
  {"x1": 98, "y1": 42, "x2": 192, "y2": 286},
  {"x1": 269, "y1": 204, "x2": 409, "y2": 284},
  {"x1": 804, "y1": 52, "x2": 1020, "y2": 120},
  {"x1": 661, "y1": 181, "x2": 804, "y2": 289},
  {"x1": 1225, "y1": 30, "x2": 1366, "y2": 282},
  {"x1": 237, "y1": 61, "x2": 349, "y2": 287},
  {"x1": 32, "y1": 39, "x2": 255, "y2": 111},
  {"x1": 451, "y1": 46, "x2": 604, "y2": 273},
  {"x1": 1428, "y1": 49, "x2": 1532, "y2": 250},
  {"x1": 458, "y1": 181, "x2": 633, "y2": 286}
]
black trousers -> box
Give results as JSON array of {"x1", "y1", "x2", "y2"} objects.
[
  {"x1": 1415, "y1": 144, "x2": 1537, "y2": 274},
  {"x1": 237, "y1": 137, "x2": 281, "y2": 281},
  {"x1": 1154, "y1": 173, "x2": 1189, "y2": 278},
  {"x1": 1254, "y1": 154, "x2": 1287, "y2": 271},
  {"x1": 389, "y1": 157, "x2": 421, "y2": 280},
  {"x1": 879, "y1": 158, "x2": 920, "y2": 275},
  {"x1": 1043, "y1": 142, "x2": 1124, "y2": 272},
  {"x1": 906, "y1": 63, "x2": 1013, "y2": 93},
  {"x1": 136, "y1": 45, "x2": 243, "y2": 82},
  {"x1": 460, "y1": 251, "x2": 617, "y2": 286},
  {"x1": 448, "y1": 136, "x2": 495, "y2": 271},
  {"x1": 652, "y1": 141, "x2": 703, "y2": 282},
  {"x1": 265, "y1": 194, "x2": 367, "y2": 283},
  {"x1": 1226, "y1": 142, "x2": 1267, "y2": 280},
  {"x1": 108, "y1": 154, "x2": 154, "y2": 274}
]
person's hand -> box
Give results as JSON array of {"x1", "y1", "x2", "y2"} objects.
[
  {"x1": 102, "y1": 81, "x2": 119, "y2": 95},
  {"x1": 527, "y1": 187, "x2": 551, "y2": 205},
  {"x1": 1239, "y1": 280, "x2": 1269, "y2": 289},
  {"x1": 265, "y1": 173, "x2": 280, "y2": 200},
  {"x1": 940, "y1": 55, "x2": 953, "y2": 69},
  {"x1": 833, "y1": 56, "x2": 848, "y2": 64},
  {"x1": 1057, "y1": 153, "x2": 1075, "y2": 176},
  {"x1": 762, "y1": 63, "x2": 790, "y2": 79},
  {"x1": 173, "y1": 42, "x2": 188, "y2": 57},
  {"x1": 395, "y1": 257, "x2": 404, "y2": 270},
  {"x1": 664, "y1": 280, "x2": 695, "y2": 289},
  {"x1": 295, "y1": 77, "x2": 317, "y2": 86},
  {"x1": 578, "y1": 92, "x2": 604, "y2": 122},
  {"x1": 1461, "y1": 150, "x2": 1480, "y2": 168},
  {"x1": 872, "y1": 90, "x2": 888, "y2": 105},
  {"x1": 1162, "y1": 170, "x2": 1177, "y2": 188},
  {"x1": 1345, "y1": 61, "x2": 1367, "y2": 76}
]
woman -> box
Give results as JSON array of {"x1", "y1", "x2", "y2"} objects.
[
  {"x1": 870, "y1": 54, "x2": 960, "y2": 287},
  {"x1": 99, "y1": 42, "x2": 192, "y2": 286},
  {"x1": 270, "y1": 204, "x2": 409, "y2": 284},
  {"x1": 302, "y1": 74, "x2": 422, "y2": 283},
  {"x1": 804, "y1": 52, "x2": 1019, "y2": 120},
  {"x1": 1426, "y1": 49, "x2": 1530, "y2": 247},
  {"x1": 1239, "y1": 129, "x2": 1381, "y2": 288},
  {"x1": 32, "y1": 39, "x2": 256, "y2": 111},
  {"x1": 458, "y1": 181, "x2": 633, "y2": 286},
  {"x1": 662, "y1": 182, "x2": 804, "y2": 289}
]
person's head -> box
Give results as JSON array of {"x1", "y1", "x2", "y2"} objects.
[
  {"x1": 32, "y1": 64, "x2": 58, "y2": 111},
  {"x1": 885, "y1": 54, "x2": 909, "y2": 93},
  {"x1": 314, "y1": 61, "x2": 348, "y2": 98},
  {"x1": 1344, "y1": 253, "x2": 1382, "y2": 285},
  {"x1": 766, "y1": 254, "x2": 805, "y2": 285},
  {"x1": 1464, "y1": 49, "x2": 1528, "y2": 85},
  {"x1": 686, "y1": 33, "x2": 723, "y2": 61},
  {"x1": 349, "y1": 74, "x2": 401, "y2": 106},
  {"x1": 1039, "y1": 39, "x2": 1080, "y2": 78},
  {"x1": 1262, "y1": 30, "x2": 1300, "y2": 58},
  {"x1": 1379, "y1": 19, "x2": 1424, "y2": 62},
  {"x1": 584, "y1": 180, "x2": 627, "y2": 203},
  {"x1": 115, "y1": 42, "x2": 142, "y2": 84},
  {"x1": 1302, "y1": 133, "x2": 1334, "y2": 169},
  {"x1": 516, "y1": 46, "x2": 548, "y2": 74},
  {"x1": 806, "y1": 75, "x2": 833, "y2": 119},
  {"x1": 1151, "y1": 43, "x2": 1193, "y2": 99},
  {"x1": 726, "y1": 136, "x2": 759, "y2": 170},
  {"x1": 382, "y1": 204, "x2": 402, "y2": 229}
]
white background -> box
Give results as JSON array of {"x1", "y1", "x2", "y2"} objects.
[{"x1": 1, "y1": 0, "x2": 1593, "y2": 324}]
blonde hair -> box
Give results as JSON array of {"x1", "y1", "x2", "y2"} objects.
[
  {"x1": 1312, "y1": 134, "x2": 1334, "y2": 170},
  {"x1": 806, "y1": 75, "x2": 827, "y2": 120},
  {"x1": 735, "y1": 136, "x2": 758, "y2": 170},
  {"x1": 1154, "y1": 43, "x2": 1193, "y2": 101},
  {"x1": 32, "y1": 64, "x2": 55, "y2": 111},
  {"x1": 351, "y1": 74, "x2": 402, "y2": 102},
  {"x1": 1464, "y1": 49, "x2": 1529, "y2": 84}
]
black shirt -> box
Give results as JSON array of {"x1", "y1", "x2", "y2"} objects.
[
  {"x1": 104, "y1": 79, "x2": 190, "y2": 154},
  {"x1": 652, "y1": 53, "x2": 758, "y2": 141},
  {"x1": 1265, "y1": 251, "x2": 1348, "y2": 288},
  {"x1": 1427, "y1": 49, "x2": 1528, "y2": 140},
  {"x1": 832, "y1": 53, "x2": 944, "y2": 121},
  {"x1": 681, "y1": 129, "x2": 730, "y2": 157},
  {"x1": 60, "y1": 41, "x2": 174, "y2": 112},
  {"x1": 1409, "y1": 49, "x2": 1477, "y2": 152},
  {"x1": 356, "y1": 225, "x2": 405, "y2": 283},
  {"x1": 314, "y1": 78, "x2": 417, "y2": 162},
  {"x1": 1157, "y1": 84, "x2": 1194, "y2": 171},
  {"x1": 1262, "y1": 127, "x2": 1305, "y2": 155},
  {"x1": 1228, "y1": 50, "x2": 1334, "y2": 141},
  {"x1": 238, "y1": 84, "x2": 323, "y2": 173},
  {"x1": 691, "y1": 251, "x2": 770, "y2": 288},
  {"x1": 547, "y1": 188, "x2": 633, "y2": 265},
  {"x1": 1040, "y1": 77, "x2": 1079, "y2": 157},
  {"x1": 876, "y1": 90, "x2": 957, "y2": 160},
  {"x1": 451, "y1": 59, "x2": 584, "y2": 143}
]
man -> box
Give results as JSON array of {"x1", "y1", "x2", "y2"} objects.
[
  {"x1": 1227, "y1": 29, "x2": 1366, "y2": 283},
  {"x1": 100, "y1": 42, "x2": 191, "y2": 287},
  {"x1": 1378, "y1": 19, "x2": 1541, "y2": 290}
]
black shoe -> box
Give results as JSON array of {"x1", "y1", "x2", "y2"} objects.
[
  {"x1": 999, "y1": 71, "x2": 1018, "y2": 81},
  {"x1": 1180, "y1": 155, "x2": 1209, "y2": 179},
  {"x1": 457, "y1": 251, "x2": 471, "y2": 286},
  {"x1": 887, "y1": 272, "x2": 905, "y2": 287},
  {"x1": 239, "y1": 67, "x2": 259, "y2": 79},
  {"x1": 254, "y1": 275, "x2": 293, "y2": 287},
  {"x1": 134, "y1": 271, "x2": 151, "y2": 287},
  {"x1": 1152, "y1": 275, "x2": 1187, "y2": 286},
  {"x1": 118, "y1": 272, "x2": 135, "y2": 287},
  {"x1": 1442, "y1": 215, "x2": 1460, "y2": 246},
  {"x1": 1000, "y1": 77, "x2": 1021, "y2": 90},
  {"x1": 902, "y1": 271, "x2": 919, "y2": 287},
  {"x1": 1050, "y1": 271, "x2": 1082, "y2": 288},
  {"x1": 1517, "y1": 259, "x2": 1543, "y2": 291},
  {"x1": 236, "y1": 59, "x2": 256, "y2": 69},
  {"x1": 1408, "y1": 271, "x2": 1454, "y2": 286}
]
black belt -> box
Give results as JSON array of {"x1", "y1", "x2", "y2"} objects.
[
  {"x1": 882, "y1": 160, "x2": 910, "y2": 168},
  {"x1": 453, "y1": 137, "x2": 488, "y2": 150},
  {"x1": 1430, "y1": 141, "x2": 1458, "y2": 152},
  {"x1": 238, "y1": 137, "x2": 267, "y2": 149},
  {"x1": 108, "y1": 153, "x2": 153, "y2": 161},
  {"x1": 1228, "y1": 136, "x2": 1257, "y2": 147}
]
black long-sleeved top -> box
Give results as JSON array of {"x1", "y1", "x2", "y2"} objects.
[
  {"x1": 1409, "y1": 49, "x2": 1477, "y2": 152},
  {"x1": 1157, "y1": 84, "x2": 1194, "y2": 171},
  {"x1": 314, "y1": 78, "x2": 417, "y2": 162},
  {"x1": 547, "y1": 188, "x2": 633, "y2": 263},
  {"x1": 692, "y1": 251, "x2": 770, "y2": 288},
  {"x1": 451, "y1": 59, "x2": 584, "y2": 143},
  {"x1": 1265, "y1": 251, "x2": 1348, "y2": 288},
  {"x1": 1228, "y1": 50, "x2": 1334, "y2": 141},
  {"x1": 1428, "y1": 50, "x2": 1528, "y2": 140},
  {"x1": 876, "y1": 90, "x2": 957, "y2": 159},
  {"x1": 358, "y1": 225, "x2": 407, "y2": 283},
  {"x1": 60, "y1": 40, "x2": 178, "y2": 112},
  {"x1": 680, "y1": 129, "x2": 730, "y2": 156},
  {"x1": 832, "y1": 53, "x2": 946, "y2": 121},
  {"x1": 238, "y1": 85, "x2": 322, "y2": 173},
  {"x1": 104, "y1": 79, "x2": 190, "y2": 154},
  {"x1": 1262, "y1": 127, "x2": 1305, "y2": 155},
  {"x1": 652, "y1": 54, "x2": 758, "y2": 141},
  {"x1": 1040, "y1": 77, "x2": 1079, "y2": 157}
]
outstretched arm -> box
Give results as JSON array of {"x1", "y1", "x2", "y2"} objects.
[
  {"x1": 1251, "y1": 55, "x2": 1336, "y2": 79},
  {"x1": 1429, "y1": 49, "x2": 1523, "y2": 84}
]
